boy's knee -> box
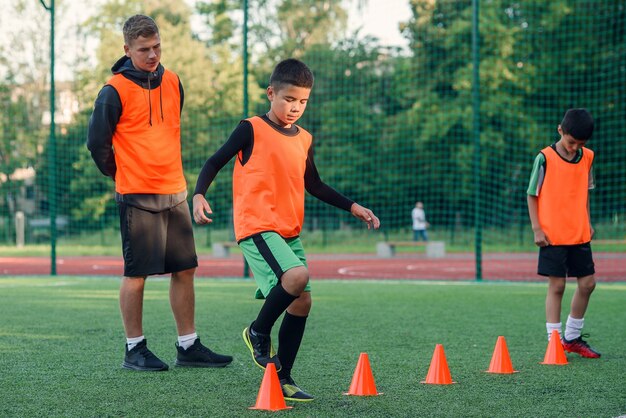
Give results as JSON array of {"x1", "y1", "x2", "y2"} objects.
[
  {"x1": 298, "y1": 292, "x2": 312, "y2": 309},
  {"x1": 548, "y1": 277, "x2": 566, "y2": 295},
  {"x1": 281, "y1": 266, "x2": 309, "y2": 294},
  {"x1": 578, "y1": 275, "x2": 596, "y2": 294},
  {"x1": 289, "y1": 292, "x2": 312, "y2": 316}
]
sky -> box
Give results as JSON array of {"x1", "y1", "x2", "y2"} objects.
[
  {"x1": 347, "y1": 0, "x2": 411, "y2": 47},
  {"x1": 0, "y1": 0, "x2": 411, "y2": 81}
]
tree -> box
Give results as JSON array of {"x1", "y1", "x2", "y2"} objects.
[
  {"x1": 67, "y1": 0, "x2": 265, "y2": 231},
  {"x1": 0, "y1": 0, "x2": 57, "y2": 241}
]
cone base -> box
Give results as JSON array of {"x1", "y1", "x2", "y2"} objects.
[
  {"x1": 485, "y1": 370, "x2": 519, "y2": 374},
  {"x1": 343, "y1": 392, "x2": 383, "y2": 396},
  {"x1": 249, "y1": 406, "x2": 293, "y2": 411},
  {"x1": 420, "y1": 380, "x2": 457, "y2": 385},
  {"x1": 539, "y1": 361, "x2": 567, "y2": 365}
]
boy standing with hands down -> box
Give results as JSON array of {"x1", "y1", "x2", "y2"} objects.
[
  {"x1": 193, "y1": 59, "x2": 380, "y2": 400},
  {"x1": 527, "y1": 108, "x2": 600, "y2": 358}
]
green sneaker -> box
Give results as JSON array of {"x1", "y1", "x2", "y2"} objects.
[
  {"x1": 280, "y1": 377, "x2": 314, "y2": 402},
  {"x1": 242, "y1": 324, "x2": 281, "y2": 371}
]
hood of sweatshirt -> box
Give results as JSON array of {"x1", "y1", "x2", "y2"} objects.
[
  {"x1": 111, "y1": 56, "x2": 165, "y2": 125},
  {"x1": 111, "y1": 56, "x2": 164, "y2": 88}
]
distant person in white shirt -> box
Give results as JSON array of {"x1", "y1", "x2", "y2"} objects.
[{"x1": 411, "y1": 201, "x2": 429, "y2": 241}]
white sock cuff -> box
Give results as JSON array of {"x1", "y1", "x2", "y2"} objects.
[
  {"x1": 546, "y1": 322, "x2": 562, "y2": 339},
  {"x1": 565, "y1": 316, "x2": 584, "y2": 341},
  {"x1": 566, "y1": 315, "x2": 584, "y2": 328},
  {"x1": 126, "y1": 335, "x2": 145, "y2": 350},
  {"x1": 178, "y1": 332, "x2": 198, "y2": 349}
]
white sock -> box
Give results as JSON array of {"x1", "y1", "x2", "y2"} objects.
[
  {"x1": 546, "y1": 322, "x2": 562, "y2": 340},
  {"x1": 126, "y1": 335, "x2": 145, "y2": 350},
  {"x1": 178, "y1": 332, "x2": 198, "y2": 350},
  {"x1": 564, "y1": 315, "x2": 584, "y2": 341}
]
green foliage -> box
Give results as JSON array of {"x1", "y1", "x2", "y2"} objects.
[
  {"x1": 2, "y1": 0, "x2": 625, "y2": 278},
  {"x1": 0, "y1": 277, "x2": 624, "y2": 417}
]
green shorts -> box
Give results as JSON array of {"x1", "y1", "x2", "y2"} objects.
[{"x1": 239, "y1": 232, "x2": 311, "y2": 299}]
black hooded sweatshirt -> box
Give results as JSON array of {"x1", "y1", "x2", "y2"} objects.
[{"x1": 86, "y1": 56, "x2": 186, "y2": 210}]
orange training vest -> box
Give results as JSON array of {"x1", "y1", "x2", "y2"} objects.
[
  {"x1": 106, "y1": 70, "x2": 186, "y2": 195},
  {"x1": 232, "y1": 116, "x2": 313, "y2": 241},
  {"x1": 537, "y1": 145, "x2": 594, "y2": 245}
]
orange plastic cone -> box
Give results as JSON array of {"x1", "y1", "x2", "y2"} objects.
[
  {"x1": 421, "y1": 344, "x2": 456, "y2": 384},
  {"x1": 540, "y1": 329, "x2": 568, "y2": 365},
  {"x1": 486, "y1": 336, "x2": 518, "y2": 374},
  {"x1": 249, "y1": 363, "x2": 292, "y2": 411},
  {"x1": 344, "y1": 353, "x2": 382, "y2": 396}
]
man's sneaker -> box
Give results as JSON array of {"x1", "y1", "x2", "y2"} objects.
[
  {"x1": 175, "y1": 338, "x2": 233, "y2": 368},
  {"x1": 242, "y1": 324, "x2": 281, "y2": 371},
  {"x1": 122, "y1": 339, "x2": 169, "y2": 371},
  {"x1": 280, "y1": 377, "x2": 314, "y2": 402},
  {"x1": 562, "y1": 335, "x2": 601, "y2": 358}
]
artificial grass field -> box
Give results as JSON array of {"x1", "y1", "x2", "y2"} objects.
[{"x1": 0, "y1": 276, "x2": 624, "y2": 417}]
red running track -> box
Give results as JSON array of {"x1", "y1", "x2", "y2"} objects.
[{"x1": 1, "y1": 253, "x2": 624, "y2": 282}]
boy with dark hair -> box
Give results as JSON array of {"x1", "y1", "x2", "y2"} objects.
[
  {"x1": 87, "y1": 14, "x2": 232, "y2": 371},
  {"x1": 527, "y1": 108, "x2": 600, "y2": 358},
  {"x1": 193, "y1": 58, "x2": 380, "y2": 400}
]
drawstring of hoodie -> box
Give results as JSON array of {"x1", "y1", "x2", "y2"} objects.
[
  {"x1": 159, "y1": 84, "x2": 164, "y2": 122},
  {"x1": 147, "y1": 74, "x2": 164, "y2": 127},
  {"x1": 148, "y1": 77, "x2": 152, "y2": 126}
]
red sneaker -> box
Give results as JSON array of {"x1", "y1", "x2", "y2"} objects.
[{"x1": 562, "y1": 335, "x2": 601, "y2": 358}]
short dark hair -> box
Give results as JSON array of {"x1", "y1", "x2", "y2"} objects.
[
  {"x1": 269, "y1": 59, "x2": 314, "y2": 90},
  {"x1": 560, "y1": 108, "x2": 594, "y2": 141},
  {"x1": 123, "y1": 15, "x2": 159, "y2": 46}
]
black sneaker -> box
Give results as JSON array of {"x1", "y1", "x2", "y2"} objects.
[
  {"x1": 280, "y1": 377, "x2": 314, "y2": 402},
  {"x1": 122, "y1": 339, "x2": 169, "y2": 371},
  {"x1": 242, "y1": 324, "x2": 281, "y2": 371},
  {"x1": 175, "y1": 338, "x2": 233, "y2": 367}
]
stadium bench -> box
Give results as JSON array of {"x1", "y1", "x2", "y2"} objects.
[
  {"x1": 376, "y1": 241, "x2": 446, "y2": 258},
  {"x1": 212, "y1": 241, "x2": 238, "y2": 257}
]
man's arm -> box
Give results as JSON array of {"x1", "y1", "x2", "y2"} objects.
[{"x1": 86, "y1": 86, "x2": 121, "y2": 179}]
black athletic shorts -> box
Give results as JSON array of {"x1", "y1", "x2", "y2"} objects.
[
  {"x1": 537, "y1": 243, "x2": 595, "y2": 278},
  {"x1": 118, "y1": 200, "x2": 198, "y2": 277}
]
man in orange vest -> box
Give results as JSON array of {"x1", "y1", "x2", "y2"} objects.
[
  {"x1": 193, "y1": 59, "x2": 380, "y2": 401},
  {"x1": 87, "y1": 14, "x2": 232, "y2": 371},
  {"x1": 527, "y1": 108, "x2": 600, "y2": 358}
]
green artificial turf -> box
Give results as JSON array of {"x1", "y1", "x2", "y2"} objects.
[{"x1": 0, "y1": 277, "x2": 624, "y2": 417}]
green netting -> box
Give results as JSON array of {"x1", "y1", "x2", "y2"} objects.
[{"x1": 1, "y1": 0, "x2": 624, "y2": 280}]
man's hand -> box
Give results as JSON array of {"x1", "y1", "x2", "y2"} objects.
[
  {"x1": 193, "y1": 194, "x2": 213, "y2": 225},
  {"x1": 350, "y1": 203, "x2": 380, "y2": 230}
]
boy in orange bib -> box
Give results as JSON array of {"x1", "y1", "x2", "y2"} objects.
[
  {"x1": 193, "y1": 59, "x2": 380, "y2": 400},
  {"x1": 527, "y1": 108, "x2": 600, "y2": 358}
]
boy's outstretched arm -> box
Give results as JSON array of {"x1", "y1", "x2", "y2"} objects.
[
  {"x1": 304, "y1": 145, "x2": 379, "y2": 229},
  {"x1": 350, "y1": 203, "x2": 380, "y2": 230},
  {"x1": 527, "y1": 195, "x2": 550, "y2": 247}
]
